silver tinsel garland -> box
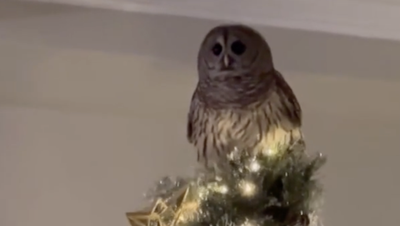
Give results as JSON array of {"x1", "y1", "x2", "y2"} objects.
[{"x1": 126, "y1": 144, "x2": 326, "y2": 226}]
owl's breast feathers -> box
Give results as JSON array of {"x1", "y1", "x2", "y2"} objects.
[{"x1": 187, "y1": 71, "x2": 303, "y2": 162}]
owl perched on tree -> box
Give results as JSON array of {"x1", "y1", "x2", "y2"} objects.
[{"x1": 187, "y1": 24, "x2": 304, "y2": 165}]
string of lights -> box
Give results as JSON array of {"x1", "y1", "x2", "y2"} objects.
[{"x1": 127, "y1": 144, "x2": 326, "y2": 226}]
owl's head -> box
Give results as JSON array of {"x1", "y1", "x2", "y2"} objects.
[{"x1": 197, "y1": 24, "x2": 274, "y2": 80}]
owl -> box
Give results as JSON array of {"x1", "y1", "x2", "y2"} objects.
[{"x1": 187, "y1": 24, "x2": 304, "y2": 165}]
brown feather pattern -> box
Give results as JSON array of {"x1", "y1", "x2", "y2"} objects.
[{"x1": 187, "y1": 70, "x2": 303, "y2": 164}]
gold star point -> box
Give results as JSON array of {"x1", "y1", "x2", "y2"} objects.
[
  {"x1": 171, "y1": 185, "x2": 200, "y2": 225},
  {"x1": 175, "y1": 186, "x2": 191, "y2": 208},
  {"x1": 126, "y1": 199, "x2": 170, "y2": 226}
]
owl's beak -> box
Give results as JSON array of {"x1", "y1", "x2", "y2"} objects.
[
  {"x1": 221, "y1": 55, "x2": 234, "y2": 70},
  {"x1": 223, "y1": 55, "x2": 230, "y2": 67}
]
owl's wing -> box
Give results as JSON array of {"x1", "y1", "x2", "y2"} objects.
[
  {"x1": 187, "y1": 114, "x2": 194, "y2": 144},
  {"x1": 274, "y1": 70, "x2": 302, "y2": 129},
  {"x1": 186, "y1": 91, "x2": 198, "y2": 144}
]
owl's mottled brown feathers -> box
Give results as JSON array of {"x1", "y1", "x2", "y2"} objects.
[{"x1": 187, "y1": 24, "x2": 303, "y2": 164}]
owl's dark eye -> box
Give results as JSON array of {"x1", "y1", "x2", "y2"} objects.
[
  {"x1": 211, "y1": 43, "x2": 223, "y2": 56},
  {"x1": 231, "y1": 40, "x2": 246, "y2": 55}
]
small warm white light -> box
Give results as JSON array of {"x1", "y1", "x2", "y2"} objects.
[
  {"x1": 197, "y1": 186, "x2": 208, "y2": 199},
  {"x1": 241, "y1": 219, "x2": 257, "y2": 226},
  {"x1": 242, "y1": 222, "x2": 254, "y2": 226},
  {"x1": 262, "y1": 148, "x2": 278, "y2": 156},
  {"x1": 207, "y1": 183, "x2": 229, "y2": 194},
  {"x1": 248, "y1": 161, "x2": 261, "y2": 172},
  {"x1": 217, "y1": 185, "x2": 229, "y2": 194},
  {"x1": 239, "y1": 180, "x2": 256, "y2": 197},
  {"x1": 228, "y1": 147, "x2": 240, "y2": 160},
  {"x1": 178, "y1": 213, "x2": 188, "y2": 222}
]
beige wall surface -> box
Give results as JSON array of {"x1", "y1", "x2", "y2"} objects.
[{"x1": 1, "y1": 2, "x2": 400, "y2": 226}]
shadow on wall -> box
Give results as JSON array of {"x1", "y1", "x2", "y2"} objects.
[{"x1": 2, "y1": 1, "x2": 400, "y2": 81}]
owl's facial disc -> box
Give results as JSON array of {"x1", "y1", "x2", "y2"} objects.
[
  {"x1": 209, "y1": 36, "x2": 250, "y2": 75},
  {"x1": 198, "y1": 25, "x2": 274, "y2": 81}
]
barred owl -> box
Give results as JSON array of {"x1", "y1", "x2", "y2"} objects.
[{"x1": 187, "y1": 24, "x2": 303, "y2": 165}]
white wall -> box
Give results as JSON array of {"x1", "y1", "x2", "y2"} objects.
[{"x1": 1, "y1": 2, "x2": 400, "y2": 226}]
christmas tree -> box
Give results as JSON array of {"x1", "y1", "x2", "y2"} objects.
[{"x1": 126, "y1": 143, "x2": 326, "y2": 226}]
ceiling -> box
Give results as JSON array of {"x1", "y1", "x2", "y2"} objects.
[{"x1": 27, "y1": 0, "x2": 400, "y2": 41}]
